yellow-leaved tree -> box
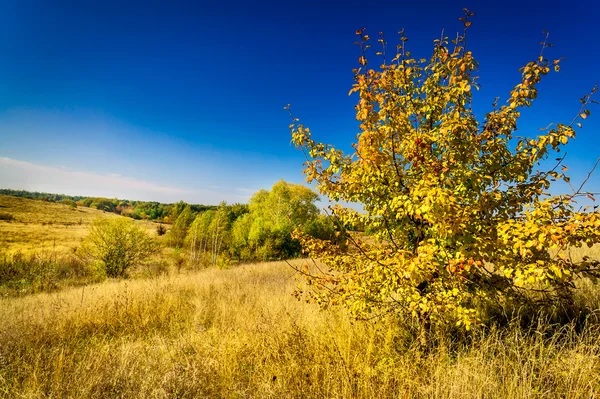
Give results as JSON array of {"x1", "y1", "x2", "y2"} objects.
[{"x1": 288, "y1": 10, "x2": 599, "y2": 330}]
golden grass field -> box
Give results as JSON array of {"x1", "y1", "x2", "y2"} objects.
[
  {"x1": 0, "y1": 195, "x2": 162, "y2": 255},
  {"x1": 1, "y1": 260, "x2": 600, "y2": 398},
  {"x1": 1, "y1": 194, "x2": 600, "y2": 398}
]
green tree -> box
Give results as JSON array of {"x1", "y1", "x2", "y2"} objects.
[
  {"x1": 187, "y1": 210, "x2": 215, "y2": 264},
  {"x1": 208, "y1": 204, "x2": 231, "y2": 265},
  {"x1": 229, "y1": 213, "x2": 254, "y2": 260},
  {"x1": 90, "y1": 198, "x2": 116, "y2": 213},
  {"x1": 169, "y1": 201, "x2": 189, "y2": 221},
  {"x1": 186, "y1": 203, "x2": 235, "y2": 266},
  {"x1": 167, "y1": 204, "x2": 194, "y2": 248},
  {"x1": 231, "y1": 180, "x2": 321, "y2": 260},
  {"x1": 79, "y1": 217, "x2": 157, "y2": 277},
  {"x1": 60, "y1": 199, "x2": 77, "y2": 209},
  {"x1": 288, "y1": 12, "x2": 600, "y2": 329}
]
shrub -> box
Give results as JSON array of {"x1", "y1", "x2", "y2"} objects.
[
  {"x1": 0, "y1": 212, "x2": 15, "y2": 221},
  {"x1": 288, "y1": 11, "x2": 600, "y2": 330},
  {"x1": 78, "y1": 218, "x2": 157, "y2": 278},
  {"x1": 60, "y1": 199, "x2": 77, "y2": 209}
]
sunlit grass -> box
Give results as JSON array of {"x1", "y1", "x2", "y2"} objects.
[
  {"x1": 1, "y1": 194, "x2": 600, "y2": 397},
  {"x1": 0, "y1": 194, "x2": 163, "y2": 255},
  {"x1": 1, "y1": 260, "x2": 599, "y2": 398}
]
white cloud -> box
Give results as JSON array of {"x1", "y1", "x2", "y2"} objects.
[{"x1": 0, "y1": 157, "x2": 241, "y2": 204}]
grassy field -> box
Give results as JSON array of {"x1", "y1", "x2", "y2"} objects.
[
  {"x1": 0, "y1": 194, "x2": 163, "y2": 255},
  {"x1": 0, "y1": 194, "x2": 171, "y2": 297},
  {"x1": 1, "y1": 260, "x2": 600, "y2": 398},
  {"x1": 2, "y1": 194, "x2": 600, "y2": 398}
]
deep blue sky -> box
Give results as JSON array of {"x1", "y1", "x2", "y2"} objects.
[{"x1": 0, "y1": 0, "x2": 598, "y2": 204}]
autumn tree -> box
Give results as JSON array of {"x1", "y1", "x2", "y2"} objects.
[{"x1": 288, "y1": 11, "x2": 600, "y2": 329}]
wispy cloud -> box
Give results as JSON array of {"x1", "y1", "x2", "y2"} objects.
[{"x1": 0, "y1": 157, "x2": 233, "y2": 203}]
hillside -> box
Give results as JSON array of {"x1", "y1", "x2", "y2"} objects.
[
  {"x1": 2, "y1": 260, "x2": 600, "y2": 398},
  {"x1": 0, "y1": 188, "x2": 217, "y2": 222},
  {"x1": 0, "y1": 194, "x2": 161, "y2": 255}
]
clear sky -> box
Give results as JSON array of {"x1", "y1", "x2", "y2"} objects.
[{"x1": 0, "y1": 0, "x2": 598, "y2": 204}]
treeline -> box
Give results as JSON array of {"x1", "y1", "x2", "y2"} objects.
[
  {"x1": 164, "y1": 180, "x2": 339, "y2": 265},
  {"x1": 1, "y1": 182, "x2": 341, "y2": 265},
  {"x1": 0, "y1": 189, "x2": 85, "y2": 203},
  {"x1": 0, "y1": 188, "x2": 215, "y2": 222}
]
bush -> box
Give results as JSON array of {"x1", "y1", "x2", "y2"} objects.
[
  {"x1": 60, "y1": 199, "x2": 77, "y2": 209},
  {"x1": 0, "y1": 212, "x2": 15, "y2": 221},
  {"x1": 79, "y1": 218, "x2": 158, "y2": 278},
  {"x1": 289, "y1": 12, "x2": 600, "y2": 330}
]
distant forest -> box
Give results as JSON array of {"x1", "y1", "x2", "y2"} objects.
[{"x1": 0, "y1": 188, "x2": 216, "y2": 222}]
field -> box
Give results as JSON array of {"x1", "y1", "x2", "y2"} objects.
[
  {"x1": 0, "y1": 195, "x2": 163, "y2": 255},
  {"x1": 2, "y1": 260, "x2": 600, "y2": 398},
  {"x1": 2, "y1": 195, "x2": 600, "y2": 398}
]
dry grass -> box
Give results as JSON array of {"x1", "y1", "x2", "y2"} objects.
[
  {"x1": 2, "y1": 194, "x2": 600, "y2": 397},
  {"x1": 1, "y1": 260, "x2": 600, "y2": 398},
  {"x1": 0, "y1": 195, "x2": 164, "y2": 255}
]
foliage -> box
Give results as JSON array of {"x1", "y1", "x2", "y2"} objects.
[
  {"x1": 229, "y1": 180, "x2": 323, "y2": 260},
  {"x1": 156, "y1": 223, "x2": 167, "y2": 236},
  {"x1": 0, "y1": 188, "x2": 85, "y2": 203},
  {"x1": 60, "y1": 199, "x2": 77, "y2": 209},
  {"x1": 167, "y1": 204, "x2": 195, "y2": 248},
  {"x1": 90, "y1": 198, "x2": 117, "y2": 213},
  {"x1": 181, "y1": 181, "x2": 326, "y2": 263},
  {"x1": 79, "y1": 217, "x2": 157, "y2": 277},
  {"x1": 289, "y1": 11, "x2": 600, "y2": 329},
  {"x1": 186, "y1": 205, "x2": 232, "y2": 266}
]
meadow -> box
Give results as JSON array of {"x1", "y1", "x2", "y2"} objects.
[
  {"x1": 0, "y1": 194, "x2": 162, "y2": 255},
  {"x1": 2, "y1": 260, "x2": 600, "y2": 398},
  {"x1": 2, "y1": 194, "x2": 600, "y2": 398},
  {"x1": 0, "y1": 195, "x2": 168, "y2": 297}
]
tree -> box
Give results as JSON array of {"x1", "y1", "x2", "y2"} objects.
[
  {"x1": 186, "y1": 204, "x2": 234, "y2": 266},
  {"x1": 187, "y1": 210, "x2": 214, "y2": 264},
  {"x1": 207, "y1": 205, "x2": 230, "y2": 265},
  {"x1": 90, "y1": 198, "x2": 116, "y2": 213},
  {"x1": 231, "y1": 180, "x2": 321, "y2": 260},
  {"x1": 169, "y1": 201, "x2": 189, "y2": 222},
  {"x1": 249, "y1": 180, "x2": 320, "y2": 231},
  {"x1": 167, "y1": 204, "x2": 194, "y2": 248},
  {"x1": 60, "y1": 199, "x2": 77, "y2": 209},
  {"x1": 288, "y1": 11, "x2": 600, "y2": 330},
  {"x1": 79, "y1": 217, "x2": 157, "y2": 277}
]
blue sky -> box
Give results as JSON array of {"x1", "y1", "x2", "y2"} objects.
[{"x1": 0, "y1": 0, "x2": 599, "y2": 204}]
